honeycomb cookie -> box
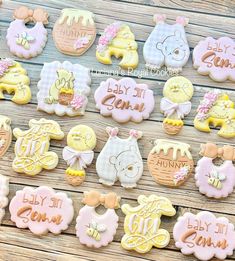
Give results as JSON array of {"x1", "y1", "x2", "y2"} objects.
[
  {"x1": 63, "y1": 125, "x2": 96, "y2": 186},
  {"x1": 96, "y1": 22, "x2": 138, "y2": 69},
  {"x1": 0, "y1": 174, "x2": 9, "y2": 224},
  {"x1": 53, "y1": 9, "x2": 96, "y2": 56},
  {"x1": 0, "y1": 115, "x2": 12, "y2": 158},
  {"x1": 160, "y1": 76, "x2": 194, "y2": 135}
]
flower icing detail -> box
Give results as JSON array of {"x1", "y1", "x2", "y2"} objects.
[
  {"x1": 74, "y1": 37, "x2": 90, "y2": 50},
  {"x1": 70, "y1": 94, "x2": 86, "y2": 110},
  {"x1": 0, "y1": 58, "x2": 14, "y2": 77},
  {"x1": 173, "y1": 166, "x2": 189, "y2": 185}
]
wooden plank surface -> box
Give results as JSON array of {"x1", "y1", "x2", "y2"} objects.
[{"x1": 0, "y1": 0, "x2": 235, "y2": 260}]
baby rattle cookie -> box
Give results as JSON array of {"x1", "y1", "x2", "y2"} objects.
[
  {"x1": 160, "y1": 76, "x2": 194, "y2": 135},
  {"x1": 96, "y1": 127, "x2": 143, "y2": 188},
  {"x1": 9, "y1": 186, "x2": 74, "y2": 235},
  {"x1": 94, "y1": 77, "x2": 155, "y2": 123},
  {"x1": 0, "y1": 174, "x2": 9, "y2": 224},
  {"x1": 96, "y1": 22, "x2": 138, "y2": 69},
  {"x1": 76, "y1": 191, "x2": 120, "y2": 248},
  {"x1": 12, "y1": 118, "x2": 64, "y2": 176},
  {"x1": 143, "y1": 14, "x2": 190, "y2": 72},
  {"x1": 63, "y1": 125, "x2": 96, "y2": 186},
  {"x1": 53, "y1": 9, "x2": 96, "y2": 56},
  {"x1": 6, "y1": 6, "x2": 48, "y2": 59},
  {"x1": 0, "y1": 115, "x2": 12, "y2": 158},
  {"x1": 37, "y1": 61, "x2": 91, "y2": 117},
  {"x1": 173, "y1": 211, "x2": 235, "y2": 261},
  {"x1": 148, "y1": 139, "x2": 194, "y2": 187}
]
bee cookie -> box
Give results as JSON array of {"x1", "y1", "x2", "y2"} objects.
[
  {"x1": 160, "y1": 76, "x2": 194, "y2": 135},
  {"x1": 12, "y1": 118, "x2": 64, "y2": 176},
  {"x1": 148, "y1": 139, "x2": 194, "y2": 187},
  {"x1": 0, "y1": 116, "x2": 12, "y2": 158},
  {"x1": 96, "y1": 22, "x2": 138, "y2": 69},
  {"x1": 0, "y1": 174, "x2": 9, "y2": 224},
  {"x1": 6, "y1": 6, "x2": 48, "y2": 59},
  {"x1": 143, "y1": 15, "x2": 190, "y2": 72},
  {"x1": 96, "y1": 127, "x2": 143, "y2": 188},
  {"x1": 37, "y1": 61, "x2": 91, "y2": 117},
  {"x1": 76, "y1": 191, "x2": 120, "y2": 248}
]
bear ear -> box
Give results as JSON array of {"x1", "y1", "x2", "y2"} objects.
[
  {"x1": 109, "y1": 156, "x2": 117, "y2": 165},
  {"x1": 156, "y1": 42, "x2": 163, "y2": 50},
  {"x1": 174, "y1": 30, "x2": 181, "y2": 39}
]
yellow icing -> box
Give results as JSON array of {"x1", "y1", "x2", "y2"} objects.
[
  {"x1": 59, "y1": 9, "x2": 94, "y2": 26},
  {"x1": 163, "y1": 118, "x2": 183, "y2": 126},
  {"x1": 66, "y1": 168, "x2": 85, "y2": 177},
  {"x1": 60, "y1": 87, "x2": 74, "y2": 94},
  {"x1": 0, "y1": 115, "x2": 11, "y2": 132}
]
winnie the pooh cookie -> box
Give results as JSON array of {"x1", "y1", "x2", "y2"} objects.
[
  {"x1": 0, "y1": 174, "x2": 9, "y2": 224},
  {"x1": 96, "y1": 22, "x2": 138, "y2": 69},
  {"x1": 143, "y1": 14, "x2": 190, "y2": 72},
  {"x1": 6, "y1": 6, "x2": 48, "y2": 59},
  {"x1": 63, "y1": 125, "x2": 96, "y2": 186},
  {"x1": 160, "y1": 76, "x2": 194, "y2": 134},
  {"x1": 12, "y1": 118, "x2": 64, "y2": 176},
  {"x1": 53, "y1": 9, "x2": 96, "y2": 56},
  {"x1": 0, "y1": 115, "x2": 12, "y2": 158},
  {"x1": 148, "y1": 139, "x2": 194, "y2": 187}
]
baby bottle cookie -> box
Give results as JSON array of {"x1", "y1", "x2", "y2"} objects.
[
  {"x1": 195, "y1": 143, "x2": 235, "y2": 198},
  {"x1": 12, "y1": 118, "x2": 64, "y2": 176},
  {"x1": 160, "y1": 76, "x2": 194, "y2": 135},
  {"x1": 63, "y1": 125, "x2": 96, "y2": 186},
  {"x1": 0, "y1": 174, "x2": 9, "y2": 224},
  {"x1": 76, "y1": 191, "x2": 120, "y2": 248},
  {"x1": 121, "y1": 194, "x2": 176, "y2": 253},
  {"x1": 6, "y1": 6, "x2": 48, "y2": 59},
  {"x1": 96, "y1": 22, "x2": 138, "y2": 69},
  {"x1": 0, "y1": 115, "x2": 12, "y2": 158},
  {"x1": 143, "y1": 14, "x2": 190, "y2": 72},
  {"x1": 53, "y1": 9, "x2": 96, "y2": 56},
  {"x1": 37, "y1": 61, "x2": 91, "y2": 117},
  {"x1": 96, "y1": 127, "x2": 143, "y2": 188},
  {"x1": 148, "y1": 139, "x2": 194, "y2": 187}
]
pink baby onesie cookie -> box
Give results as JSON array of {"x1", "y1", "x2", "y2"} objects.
[
  {"x1": 173, "y1": 211, "x2": 235, "y2": 261},
  {"x1": 6, "y1": 6, "x2": 48, "y2": 59},
  {"x1": 76, "y1": 191, "x2": 120, "y2": 248},
  {"x1": 195, "y1": 143, "x2": 235, "y2": 198}
]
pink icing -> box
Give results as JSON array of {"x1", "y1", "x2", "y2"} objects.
[
  {"x1": 70, "y1": 94, "x2": 86, "y2": 110},
  {"x1": 173, "y1": 166, "x2": 189, "y2": 185},
  {"x1": 0, "y1": 58, "x2": 14, "y2": 77},
  {"x1": 73, "y1": 37, "x2": 89, "y2": 50}
]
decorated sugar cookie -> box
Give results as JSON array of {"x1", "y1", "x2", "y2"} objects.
[
  {"x1": 121, "y1": 194, "x2": 175, "y2": 253},
  {"x1": 173, "y1": 211, "x2": 235, "y2": 260},
  {"x1": 63, "y1": 125, "x2": 96, "y2": 186},
  {"x1": 9, "y1": 186, "x2": 74, "y2": 235},
  {"x1": 148, "y1": 139, "x2": 194, "y2": 187},
  {"x1": 0, "y1": 116, "x2": 12, "y2": 158},
  {"x1": 53, "y1": 9, "x2": 96, "y2": 56},
  {"x1": 94, "y1": 78, "x2": 155, "y2": 123},
  {"x1": 96, "y1": 127, "x2": 143, "y2": 188},
  {"x1": 96, "y1": 22, "x2": 138, "y2": 69},
  {"x1": 6, "y1": 6, "x2": 48, "y2": 59},
  {"x1": 37, "y1": 61, "x2": 91, "y2": 116},
  {"x1": 194, "y1": 91, "x2": 235, "y2": 138},
  {"x1": 143, "y1": 14, "x2": 190, "y2": 72},
  {"x1": 12, "y1": 118, "x2": 64, "y2": 176},
  {"x1": 0, "y1": 58, "x2": 31, "y2": 104},
  {"x1": 0, "y1": 174, "x2": 9, "y2": 224},
  {"x1": 76, "y1": 191, "x2": 120, "y2": 248},
  {"x1": 160, "y1": 76, "x2": 194, "y2": 134}
]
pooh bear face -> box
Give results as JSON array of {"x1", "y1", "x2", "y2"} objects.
[
  {"x1": 56, "y1": 69, "x2": 75, "y2": 89},
  {"x1": 116, "y1": 25, "x2": 135, "y2": 40}
]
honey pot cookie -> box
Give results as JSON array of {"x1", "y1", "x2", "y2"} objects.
[
  {"x1": 0, "y1": 115, "x2": 12, "y2": 158},
  {"x1": 0, "y1": 174, "x2": 9, "y2": 224}
]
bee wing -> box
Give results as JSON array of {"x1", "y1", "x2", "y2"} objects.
[
  {"x1": 97, "y1": 224, "x2": 107, "y2": 232},
  {"x1": 219, "y1": 173, "x2": 226, "y2": 181},
  {"x1": 26, "y1": 35, "x2": 35, "y2": 42},
  {"x1": 21, "y1": 32, "x2": 27, "y2": 38},
  {"x1": 210, "y1": 170, "x2": 218, "y2": 178},
  {"x1": 91, "y1": 220, "x2": 97, "y2": 228}
]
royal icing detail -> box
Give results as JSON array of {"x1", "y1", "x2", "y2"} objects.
[
  {"x1": 94, "y1": 78, "x2": 155, "y2": 123},
  {"x1": 12, "y1": 118, "x2": 64, "y2": 176},
  {"x1": 0, "y1": 116, "x2": 12, "y2": 158},
  {"x1": 96, "y1": 22, "x2": 138, "y2": 69},
  {"x1": 96, "y1": 127, "x2": 143, "y2": 188},
  {"x1": 0, "y1": 174, "x2": 9, "y2": 224},
  {"x1": 147, "y1": 139, "x2": 194, "y2": 187},
  {"x1": 121, "y1": 195, "x2": 176, "y2": 253},
  {"x1": 143, "y1": 14, "x2": 190, "y2": 71},
  {"x1": 173, "y1": 211, "x2": 235, "y2": 261},
  {"x1": 193, "y1": 37, "x2": 235, "y2": 82},
  {"x1": 37, "y1": 61, "x2": 91, "y2": 117},
  {"x1": 9, "y1": 186, "x2": 74, "y2": 235},
  {"x1": 6, "y1": 6, "x2": 48, "y2": 59}
]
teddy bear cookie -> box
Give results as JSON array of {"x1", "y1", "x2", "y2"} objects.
[
  {"x1": 12, "y1": 118, "x2": 64, "y2": 176},
  {"x1": 53, "y1": 9, "x2": 96, "y2": 56},
  {"x1": 9, "y1": 186, "x2": 74, "y2": 235},
  {"x1": 0, "y1": 115, "x2": 12, "y2": 158},
  {"x1": 63, "y1": 125, "x2": 96, "y2": 186},
  {"x1": 173, "y1": 211, "x2": 235, "y2": 261},
  {"x1": 96, "y1": 22, "x2": 138, "y2": 69},
  {"x1": 0, "y1": 58, "x2": 31, "y2": 104},
  {"x1": 6, "y1": 6, "x2": 48, "y2": 59},
  {"x1": 160, "y1": 76, "x2": 194, "y2": 135},
  {"x1": 143, "y1": 14, "x2": 190, "y2": 72},
  {"x1": 121, "y1": 194, "x2": 175, "y2": 253},
  {"x1": 148, "y1": 139, "x2": 194, "y2": 187},
  {"x1": 94, "y1": 77, "x2": 155, "y2": 123},
  {"x1": 96, "y1": 127, "x2": 143, "y2": 188},
  {"x1": 76, "y1": 191, "x2": 120, "y2": 248},
  {"x1": 0, "y1": 174, "x2": 9, "y2": 224},
  {"x1": 195, "y1": 143, "x2": 235, "y2": 198},
  {"x1": 37, "y1": 61, "x2": 91, "y2": 117},
  {"x1": 194, "y1": 91, "x2": 235, "y2": 138}
]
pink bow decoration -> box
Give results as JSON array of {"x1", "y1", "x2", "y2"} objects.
[
  {"x1": 106, "y1": 127, "x2": 119, "y2": 137},
  {"x1": 129, "y1": 129, "x2": 142, "y2": 139}
]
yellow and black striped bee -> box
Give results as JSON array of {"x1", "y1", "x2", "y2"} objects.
[
  {"x1": 86, "y1": 220, "x2": 106, "y2": 241},
  {"x1": 16, "y1": 32, "x2": 35, "y2": 50},
  {"x1": 207, "y1": 170, "x2": 226, "y2": 190}
]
